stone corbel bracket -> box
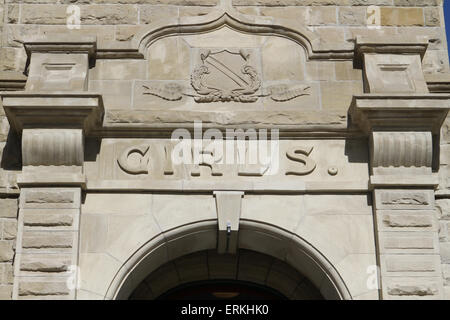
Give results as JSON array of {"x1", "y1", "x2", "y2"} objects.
[
  {"x1": 214, "y1": 191, "x2": 244, "y2": 255},
  {"x1": 0, "y1": 92, "x2": 104, "y2": 187},
  {"x1": 350, "y1": 94, "x2": 450, "y2": 188}
]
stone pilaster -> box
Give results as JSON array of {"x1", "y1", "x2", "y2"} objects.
[
  {"x1": 352, "y1": 35, "x2": 450, "y2": 300},
  {"x1": 351, "y1": 94, "x2": 449, "y2": 299},
  {"x1": 0, "y1": 36, "x2": 103, "y2": 299}
]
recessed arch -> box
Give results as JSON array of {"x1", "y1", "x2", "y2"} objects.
[
  {"x1": 105, "y1": 220, "x2": 352, "y2": 300},
  {"x1": 129, "y1": 249, "x2": 324, "y2": 300},
  {"x1": 132, "y1": 7, "x2": 354, "y2": 61}
]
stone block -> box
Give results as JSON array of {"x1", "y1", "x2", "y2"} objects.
[
  {"x1": 20, "y1": 188, "x2": 81, "y2": 209},
  {"x1": 0, "y1": 285, "x2": 12, "y2": 300},
  {"x1": 379, "y1": 232, "x2": 439, "y2": 254},
  {"x1": 0, "y1": 47, "x2": 27, "y2": 72},
  {"x1": 384, "y1": 277, "x2": 443, "y2": 300},
  {"x1": 4, "y1": 264, "x2": 13, "y2": 285},
  {"x1": 339, "y1": 6, "x2": 366, "y2": 25},
  {"x1": 335, "y1": 61, "x2": 362, "y2": 81},
  {"x1": 79, "y1": 214, "x2": 108, "y2": 254},
  {"x1": 241, "y1": 195, "x2": 304, "y2": 232},
  {"x1": 2, "y1": 220, "x2": 17, "y2": 240},
  {"x1": 19, "y1": 281, "x2": 70, "y2": 296},
  {"x1": 21, "y1": 5, "x2": 138, "y2": 25},
  {"x1": 441, "y1": 242, "x2": 450, "y2": 264},
  {"x1": 90, "y1": 60, "x2": 147, "y2": 80},
  {"x1": 425, "y1": 7, "x2": 441, "y2": 27},
  {"x1": 82, "y1": 193, "x2": 151, "y2": 215},
  {"x1": 22, "y1": 231, "x2": 74, "y2": 249},
  {"x1": 139, "y1": 6, "x2": 178, "y2": 25},
  {"x1": 152, "y1": 194, "x2": 215, "y2": 232},
  {"x1": 6, "y1": 5, "x2": 18, "y2": 24},
  {"x1": 436, "y1": 199, "x2": 450, "y2": 220},
  {"x1": 23, "y1": 210, "x2": 74, "y2": 228},
  {"x1": 26, "y1": 53, "x2": 89, "y2": 92},
  {"x1": 174, "y1": 252, "x2": 209, "y2": 283},
  {"x1": 262, "y1": 37, "x2": 305, "y2": 81},
  {"x1": 377, "y1": 210, "x2": 436, "y2": 232},
  {"x1": 0, "y1": 199, "x2": 17, "y2": 218},
  {"x1": 0, "y1": 241, "x2": 14, "y2": 262},
  {"x1": 260, "y1": 7, "x2": 307, "y2": 21},
  {"x1": 363, "y1": 54, "x2": 428, "y2": 93},
  {"x1": 89, "y1": 80, "x2": 133, "y2": 110},
  {"x1": 321, "y1": 81, "x2": 363, "y2": 111},
  {"x1": 304, "y1": 194, "x2": 372, "y2": 216},
  {"x1": 20, "y1": 254, "x2": 71, "y2": 273},
  {"x1": 380, "y1": 7, "x2": 424, "y2": 26},
  {"x1": 374, "y1": 190, "x2": 435, "y2": 211},
  {"x1": 115, "y1": 25, "x2": 143, "y2": 42},
  {"x1": 147, "y1": 37, "x2": 191, "y2": 80},
  {"x1": 381, "y1": 254, "x2": 442, "y2": 276},
  {"x1": 237, "y1": 250, "x2": 272, "y2": 285},
  {"x1": 305, "y1": 61, "x2": 335, "y2": 81},
  {"x1": 308, "y1": 7, "x2": 337, "y2": 26},
  {"x1": 207, "y1": 251, "x2": 238, "y2": 280},
  {"x1": 179, "y1": 6, "x2": 215, "y2": 17}
]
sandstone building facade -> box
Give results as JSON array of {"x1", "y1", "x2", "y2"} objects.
[{"x1": 0, "y1": 0, "x2": 449, "y2": 300}]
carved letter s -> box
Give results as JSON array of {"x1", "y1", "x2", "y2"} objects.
[
  {"x1": 285, "y1": 146, "x2": 316, "y2": 176},
  {"x1": 117, "y1": 145, "x2": 150, "y2": 175}
]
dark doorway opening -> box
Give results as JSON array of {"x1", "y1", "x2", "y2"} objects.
[{"x1": 158, "y1": 280, "x2": 288, "y2": 300}]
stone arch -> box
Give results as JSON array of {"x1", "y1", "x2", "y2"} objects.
[
  {"x1": 105, "y1": 220, "x2": 352, "y2": 300},
  {"x1": 132, "y1": 6, "x2": 353, "y2": 61},
  {"x1": 129, "y1": 249, "x2": 323, "y2": 300}
]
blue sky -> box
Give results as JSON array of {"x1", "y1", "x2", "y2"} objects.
[{"x1": 445, "y1": 1, "x2": 450, "y2": 58}]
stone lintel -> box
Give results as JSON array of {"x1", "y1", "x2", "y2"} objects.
[
  {"x1": 350, "y1": 94, "x2": 450, "y2": 134},
  {"x1": 1, "y1": 92, "x2": 104, "y2": 135}
]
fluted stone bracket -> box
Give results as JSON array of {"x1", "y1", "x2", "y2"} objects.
[
  {"x1": 350, "y1": 94, "x2": 450, "y2": 185},
  {"x1": 0, "y1": 92, "x2": 104, "y2": 187},
  {"x1": 23, "y1": 36, "x2": 96, "y2": 92},
  {"x1": 214, "y1": 191, "x2": 244, "y2": 255}
]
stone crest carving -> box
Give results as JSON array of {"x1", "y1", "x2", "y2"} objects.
[
  {"x1": 143, "y1": 49, "x2": 311, "y2": 103},
  {"x1": 190, "y1": 49, "x2": 261, "y2": 103}
]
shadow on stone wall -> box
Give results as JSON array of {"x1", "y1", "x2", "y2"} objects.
[{"x1": 1, "y1": 129, "x2": 22, "y2": 171}]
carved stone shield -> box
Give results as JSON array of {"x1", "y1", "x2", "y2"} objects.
[{"x1": 190, "y1": 49, "x2": 261, "y2": 103}]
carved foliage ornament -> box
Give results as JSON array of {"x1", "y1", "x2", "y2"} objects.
[{"x1": 143, "y1": 49, "x2": 310, "y2": 103}]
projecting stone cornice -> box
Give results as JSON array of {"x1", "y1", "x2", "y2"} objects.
[
  {"x1": 0, "y1": 92, "x2": 104, "y2": 135},
  {"x1": 354, "y1": 35, "x2": 429, "y2": 66},
  {"x1": 23, "y1": 35, "x2": 97, "y2": 61},
  {"x1": 350, "y1": 94, "x2": 450, "y2": 134}
]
